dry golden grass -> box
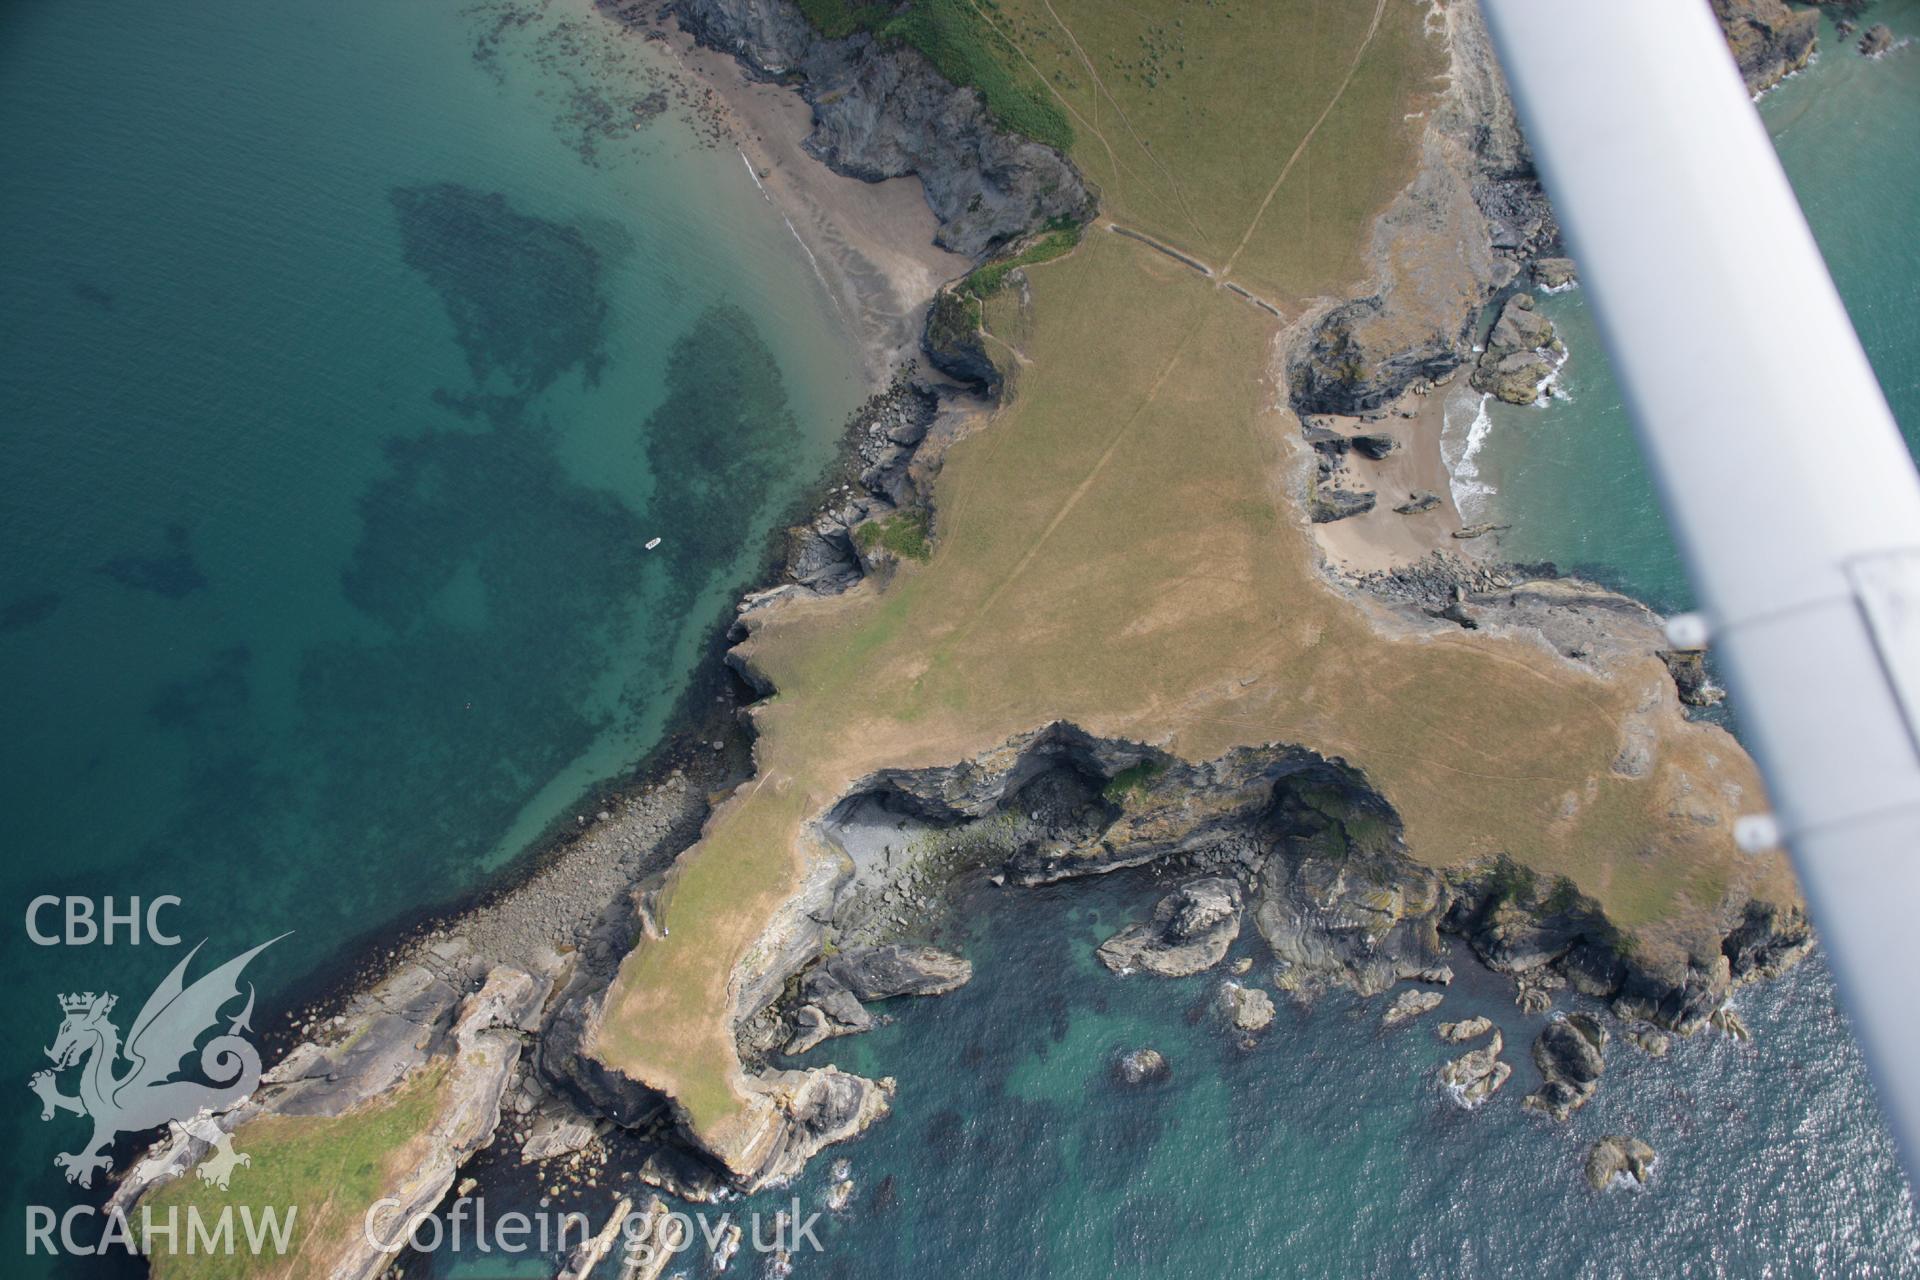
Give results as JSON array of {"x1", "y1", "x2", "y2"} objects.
[
  {"x1": 594, "y1": 227, "x2": 1792, "y2": 1145},
  {"x1": 145, "y1": 1065, "x2": 449, "y2": 1280},
  {"x1": 585, "y1": 0, "x2": 1796, "y2": 1168},
  {"x1": 962, "y1": 0, "x2": 1448, "y2": 306}
]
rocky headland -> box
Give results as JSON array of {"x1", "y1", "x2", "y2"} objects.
[
  {"x1": 1713, "y1": 0, "x2": 1820, "y2": 93},
  {"x1": 107, "y1": 0, "x2": 1828, "y2": 1265}
]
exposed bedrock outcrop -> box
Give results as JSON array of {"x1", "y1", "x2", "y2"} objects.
[
  {"x1": 1524, "y1": 1012, "x2": 1609, "y2": 1121},
  {"x1": 923, "y1": 287, "x2": 1002, "y2": 394},
  {"x1": 1586, "y1": 1134, "x2": 1658, "y2": 1190},
  {"x1": 669, "y1": 0, "x2": 1094, "y2": 260},
  {"x1": 1712, "y1": 0, "x2": 1820, "y2": 93},
  {"x1": 578, "y1": 716, "x2": 1807, "y2": 1196},
  {"x1": 113, "y1": 962, "x2": 549, "y2": 1280},
  {"x1": 1288, "y1": 0, "x2": 1554, "y2": 416},
  {"x1": 1470, "y1": 291, "x2": 1562, "y2": 405},
  {"x1": 829, "y1": 943, "x2": 973, "y2": 998},
  {"x1": 1097, "y1": 877, "x2": 1244, "y2": 976},
  {"x1": 1441, "y1": 1029, "x2": 1512, "y2": 1106}
]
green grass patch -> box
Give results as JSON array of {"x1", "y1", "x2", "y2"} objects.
[
  {"x1": 854, "y1": 509, "x2": 933, "y2": 562},
  {"x1": 795, "y1": 0, "x2": 894, "y2": 38},
  {"x1": 1102, "y1": 758, "x2": 1166, "y2": 802},
  {"x1": 145, "y1": 1064, "x2": 449, "y2": 1280},
  {"x1": 792, "y1": 0, "x2": 1073, "y2": 151},
  {"x1": 962, "y1": 223, "x2": 1083, "y2": 299},
  {"x1": 927, "y1": 287, "x2": 984, "y2": 347}
]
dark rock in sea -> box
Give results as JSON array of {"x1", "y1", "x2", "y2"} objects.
[
  {"x1": 1381, "y1": 987, "x2": 1444, "y2": 1027},
  {"x1": 1710, "y1": 1004, "x2": 1753, "y2": 1041},
  {"x1": 1393, "y1": 491, "x2": 1443, "y2": 515},
  {"x1": 1712, "y1": 0, "x2": 1820, "y2": 93},
  {"x1": 1438, "y1": 1016, "x2": 1493, "y2": 1043},
  {"x1": 1440, "y1": 1029, "x2": 1511, "y2": 1106},
  {"x1": 1629, "y1": 1026, "x2": 1672, "y2": 1057},
  {"x1": 1721, "y1": 899, "x2": 1816, "y2": 986},
  {"x1": 1470, "y1": 293, "x2": 1560, "y2": 405},
  {"x1": 0, "y1": 591, "x2": 62, "y2": 633},
  {"x1": 1585, "y1": 1135, "x2": 1657, "y2": 1190},
  {"x1": 97, "y1": 523, "x2": 207, "y2": 599},
  {"x1": 1217, "y1": 982, "x2": 1275, "y2": 1033},
  {"x1": 827, "y1": 944, "x2": 972, "y2": 1001},
  {"x1": 1310, "y1": 487, "x2": 1377, "y2": 524},
  {"x1": 1097, "y1": 877, "x2": 1243, "y2": 977},
  {"x1": 1523, "y1": 1013, "x2": 1607, "y2": 1121},
  {"x1": 1532, "y1": 257, "x2": 1577, "y2": 289},
  {"x1": 1351, "y1": 432, "x2": 1398, "y2": 460},
  {"x1": 1860, "y1": 23, "x2": 1895, "y2": 56},
  {"x1": 1657, "y1": 648, "x2": 1724, "y2": 708},
  {"x1": 669, "y1": 0, "x2": 1094, "y2": 259},
  {"x1": 1112, "y1": 1047, "x2": 1171, "y2": 1088}
]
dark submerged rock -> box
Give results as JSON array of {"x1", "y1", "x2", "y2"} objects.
[
  {"x1": 827, "y1": 944, "x2": 973, "y2": 1000},
  {"x1": 1524, "y1": 1013, "x2": 1607, "y2": 1121}
]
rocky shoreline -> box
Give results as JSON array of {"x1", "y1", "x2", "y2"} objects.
[{"x1": 109, "y1": 0, "x2": 1829, "y2": 1268}]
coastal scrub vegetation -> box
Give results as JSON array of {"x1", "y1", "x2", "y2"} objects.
[
  {"x1": 961, "y1": 220, "x2": 1083, "y2": 300},
  {"x1": 1101, "y1": 758, "x2": 1166, "y2": 802},
  {"x1": 854, "y1": 508, "x2": 933, "y2": 562},
  {"x1": 145, "y1": 1063, "x2": 450, "y2": 1280},
  {"x1": 794, "y1": 0, "x2": 1074, "y2": 151}
]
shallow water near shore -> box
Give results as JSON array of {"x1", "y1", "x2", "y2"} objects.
[{"x1": 0, "y1": 0, "x2": 859, "y2": 1249}]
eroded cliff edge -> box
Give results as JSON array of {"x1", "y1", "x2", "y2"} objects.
[{"x1": 668, "y1": 0, "x2": 1095, "y2": 258}]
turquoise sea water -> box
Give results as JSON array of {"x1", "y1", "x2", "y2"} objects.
[
  {"x1": 0, "y1": 0, "x2": 860, "y2": 1253},
  {"x1": 1450, "y1": 1, "x2": 1920, "y2": 612}
]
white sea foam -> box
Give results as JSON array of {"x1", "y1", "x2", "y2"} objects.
[{"x1": 1440, "y1": 389, "x2": 1496, "y2": 521}]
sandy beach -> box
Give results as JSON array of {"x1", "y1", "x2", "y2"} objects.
[
  {"x1": 1307, "y1": 376, "x2": 1474, "y2": 575},
  {"x1": 626, "y1": 5, "x2": 971, "y2": 385}
]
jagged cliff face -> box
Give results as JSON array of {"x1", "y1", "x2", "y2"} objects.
[
  {"x1": 810, "y1": 725, "x2": 1808, "y2": 1030},
  {"x1": 683, "y1": 718, "x2": 1808, "y2": 1190},
  {"x1": 671, "y1": 0, "x2": 1095, "y2": 259},
  {"x1": 1286, "y1": 0, "x2": 1819, "y2": 416},
  {"x1": 1713, "y1": 0, "x2": 1820, "y2": 94},
  {"x1": 1287, "y1": 0, "x2": 1554, "y2": 416}
]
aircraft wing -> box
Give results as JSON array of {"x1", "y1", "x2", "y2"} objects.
[{"x1": 1481, "y1": 0, "x2": 1920, "y2": 1182}]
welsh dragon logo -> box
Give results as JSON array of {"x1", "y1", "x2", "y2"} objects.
[{"x1": 31, "y1": 937, "x2": 282, "y2": 1190}]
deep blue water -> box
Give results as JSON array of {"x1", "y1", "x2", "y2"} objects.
[{"x1": 0, "y1": 0, "x2": 860, "y2": 1257}]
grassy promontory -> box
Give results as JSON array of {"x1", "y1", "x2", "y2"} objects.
[{"x1": 591, "y1": 0, "x2": 1796, "y2": 1167}]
